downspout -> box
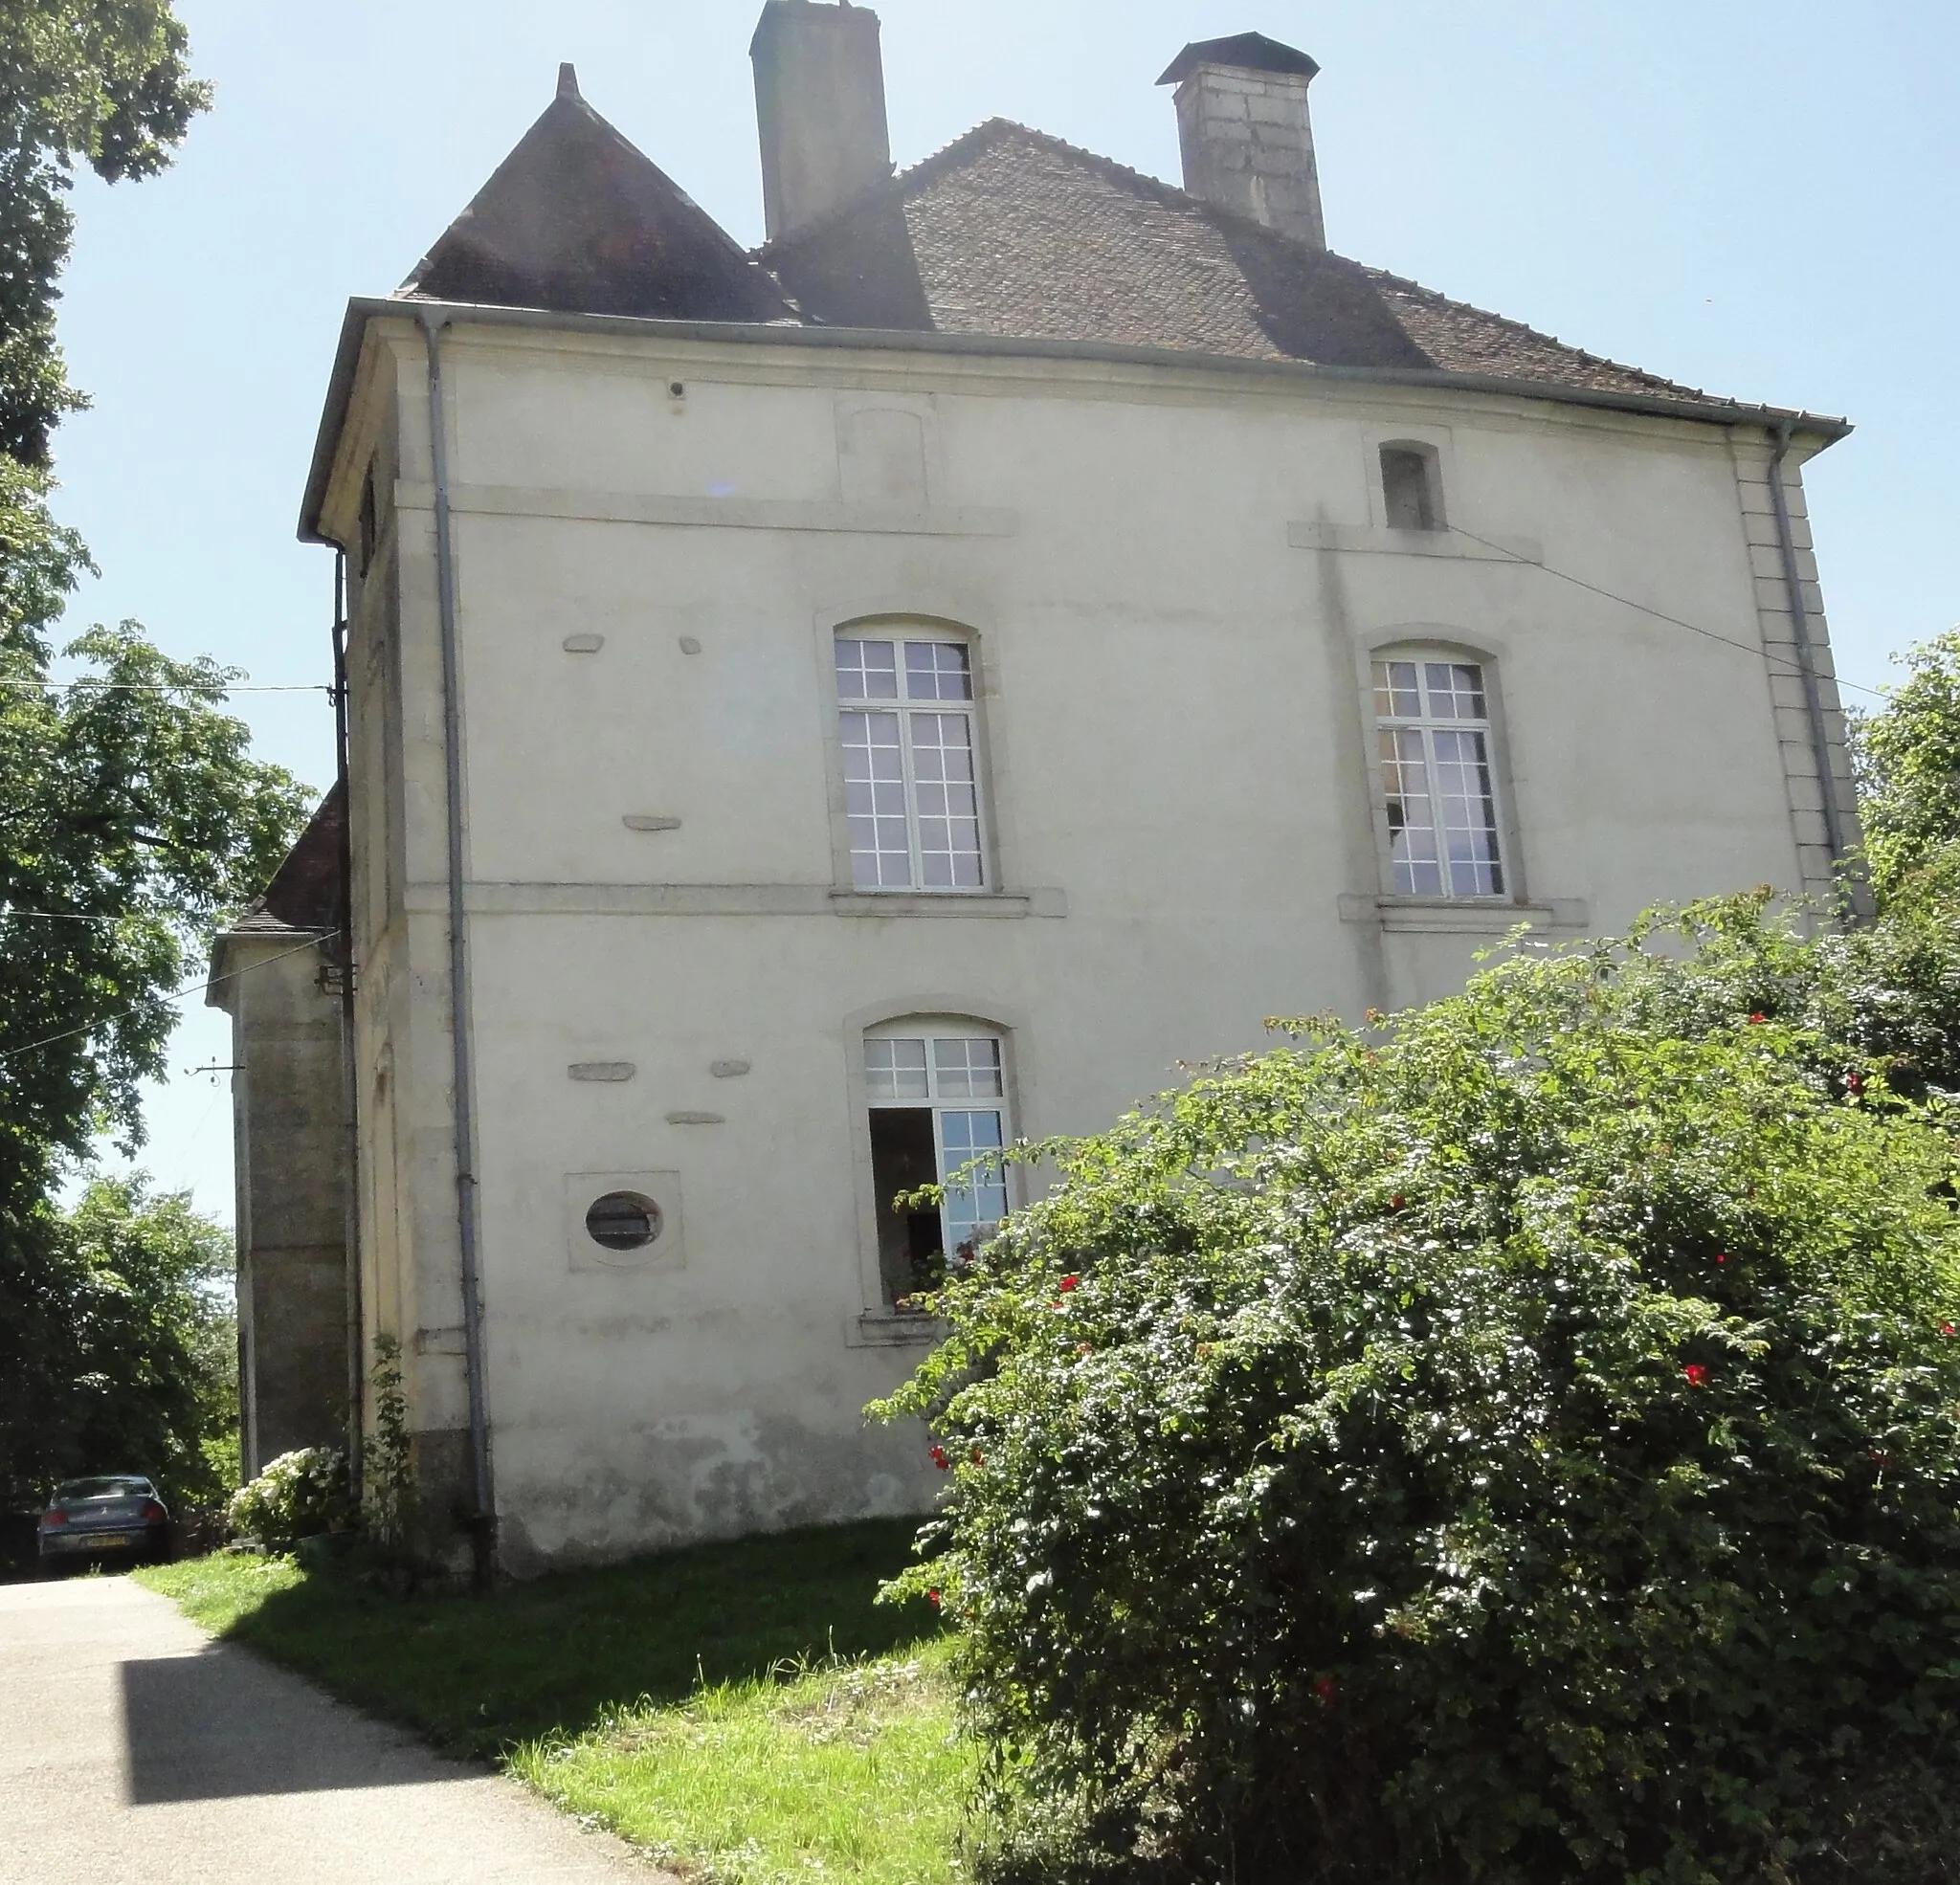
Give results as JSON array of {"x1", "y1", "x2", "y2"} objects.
[
  {"x1": 1766, "y1": 421, "x2": 1847, "y2": 869},
  {"x1": 419, "y1": 310, "x2": 496, "y2": 1582},
  {"x1": 332, "y1": 551, "x2": 364, "y2": 1489}
]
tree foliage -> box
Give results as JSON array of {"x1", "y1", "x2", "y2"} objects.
[
  {"x1": 877, "y1": 916, "x2": 1960, "y2": 1884},
  {"x1": 1, "y1": 1176, "x2": 236, "y2": 1507},
  {"x1": 0, "y1": 4, "x2": 308, "y2": 1504},
  {"x1": 0, "y1": 0, "x2": 208, "y2": 465},
  {"x1": 1853, "y1": 629, "x2": 1960, "y2": 904},
  {"x1": 0, "y1": 622, "x2": 311, "y2": 1195}
]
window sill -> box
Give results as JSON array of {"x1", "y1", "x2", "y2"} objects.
[
  {"x1": 830, "y1": 888, "x2": 1067, "y2": 920},
  {"x1": 849, "y1": 1309, "x2": 948, "y2": 1348},
  {"x1": 1338, "y1": 893, "x2": 1591, "y2": 934}
]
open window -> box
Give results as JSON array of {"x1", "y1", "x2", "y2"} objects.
[
  {"x1": 1379, "y1": 442, "x2": 1445, "y2": 532},
  {"x1": 1371, "y1": 652, "x2": 1507, "y2": 898},
  {"x1": 864, "y1": 1023, "x2": 1011, "y2": 1308}
]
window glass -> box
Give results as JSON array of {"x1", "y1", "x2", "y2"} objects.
[
  {"x1": 865, "y1": 1030, "x2": 1011, "y2": 1302},
  {"x1": 835, "y1": 634, "x2": 986, "y2": 892},
  {"x1": 1371, "y1": 656, "x2": 1505, "y2": 898},
  {"x1": 835, "y1": 637, "x2": 899, "y2": 699},
  {"x1": 865, "y1": 1037, "x2": 930, "y2": 1101}
]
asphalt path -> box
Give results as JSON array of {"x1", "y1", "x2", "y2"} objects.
[{"x1": 0, "y1": 1572, "x2": 663, "y2": 1884}]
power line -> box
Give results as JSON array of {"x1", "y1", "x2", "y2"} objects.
[
  {"x1": 1448, "y1": 523, "x2": 1889, "y2": 706},
  {"x1": 0, "y1": 932, "x2": 339, "y2": 1068},
  {"x1": 0, "y1": 678, "x2": 328, "y2": 694},
  {"x1": 0, "y1": 911, "x2": 161, "y2": 924}
]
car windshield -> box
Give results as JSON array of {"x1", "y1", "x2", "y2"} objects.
[{"x1": 53, "y1": 1476, "x2": 150, "y2": 1502}]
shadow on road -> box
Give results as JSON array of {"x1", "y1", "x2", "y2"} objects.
[{"x1": 121, "y1": 1648, "x2": 438, "y2": 1803}]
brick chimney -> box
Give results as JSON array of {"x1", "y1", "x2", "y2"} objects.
[
  {"x1": 751, "y1": 0, "x2": 893, "y2": 243},
  {"x1": 1158, "y1": 32, "x2": 1325, "y2": 250}
]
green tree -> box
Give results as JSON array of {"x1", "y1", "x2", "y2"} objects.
[
  {"x1": 8, "y1": 1176, "x2": 238, "y2": 1505},
  {"x1": 1852, "y1": 627, "x2": 1960, "y2": 904},
  {"x1": 0, "y1": 5, "x2": 309, "y2": 1503},
  {"x1": 877, "y1": 936, "x2": 1960, "y2": 1885}
]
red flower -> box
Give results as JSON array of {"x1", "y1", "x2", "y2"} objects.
[
  {"x1": 970, "y1": 1448, "x2": 984, "y2": 1466},
  {"x1": 1942, "y1": 1323, "x2": 1957, "y2": 1339},
  {"x1": 1391, "y1": 1195, "x2": 1405, "y2": 1211},
  {"x1": 1715, "y1": 1253, "x2": 1728, "y2": 1265},
  {"x1": 929, "y1": 1445, "x2": 950, "y2": 1472},
  {"x1": 1077, "y1": 1342, "x2": 1094, "y2": 1356},
  {"x1": 927, "y1": 1589, "x2": 941, "y2": 1609},
  {"x1": 1059, "y1": 1275, "x2": 1080, "y2": 1293},
  {"x1": 1314, "y1": 1675, "x2": 1337, "y2": 1703},
  {"x1": 1748, "y1": 1012, "x2": 1768, "y2": 1024},
  {"x1": 1845, "y1": 1073, "x2": 1864, "y2": 1094},
  {"x1": 1683, "y1": 1364, "x2": 1709, "y2": 1387}
]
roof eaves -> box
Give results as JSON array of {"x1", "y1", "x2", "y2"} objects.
[{"x1": 299, "y1": 292, "x2": 1851, "y2": 538}]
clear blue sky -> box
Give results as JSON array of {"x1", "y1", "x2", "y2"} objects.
[{"x1": 56, "y1": 0, "x2": 1960, "y2": 1219}]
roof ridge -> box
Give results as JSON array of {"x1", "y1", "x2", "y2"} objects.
[
  {"x1": 1358, "y1": 261, "x2": 1710, "y2": 401},
  {"x1": 756, "y1": 116, "x2": 1213, "y2": 267}
]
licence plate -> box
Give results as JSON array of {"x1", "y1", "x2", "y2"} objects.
[{"x1": 81, "y1": 1532, "x2": 141, "y2": 1550}]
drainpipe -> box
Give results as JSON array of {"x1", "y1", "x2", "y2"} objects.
[
  {"x1": 331, "y1": 551, "x2": 364, "y2": 1490},
  {"x1": 1766, "y1": 421, "x2": 1847, "y2": 870},
  {"x1": 419, "y1": 310, "x2": 496, "y2": 1582}
]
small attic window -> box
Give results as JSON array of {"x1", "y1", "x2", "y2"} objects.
[{"x1": 1380, "y1": 443, "x2": 1444, "y2": 532}]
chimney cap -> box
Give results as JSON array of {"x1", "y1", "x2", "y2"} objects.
[
  {"x1": 1157, "y1": 33, "x2": 1319, "y2": 86},
  {"x1": 557, "y1": 61, "x2": 580, "y2": 100}
]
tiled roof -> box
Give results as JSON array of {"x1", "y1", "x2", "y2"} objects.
[
  {"x1": 231, "y1": 785, "x2": 345, "y2": 935},
  {"x1": 400, "y1": 67, "x2": 796, "y2": 325},
  {"x1": 765, "y1": 120, "x2": 1735, "y2": 410}
]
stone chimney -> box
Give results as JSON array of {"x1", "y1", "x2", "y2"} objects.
[
  {"x1": 751, "y1": 0, "x2": 893, "y2": 243},
  {"x1": 1157, "y1": 32, "x2": 1325, "y2": 250}
]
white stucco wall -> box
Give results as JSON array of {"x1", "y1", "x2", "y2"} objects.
[{"x1": 321, "y1": 315, "x2": 1849, "y2": 1572}]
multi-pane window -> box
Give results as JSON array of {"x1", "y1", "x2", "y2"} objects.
[
  {"x1": 1372, "y1": 656, "x2": 1506, "y2": 898},
  {"x1": 865, "y1": 1030, "x2": 1010, "y2": 1303},
  {"x1": 836, "y1": 635, "x2": 985, "y2": 892}
]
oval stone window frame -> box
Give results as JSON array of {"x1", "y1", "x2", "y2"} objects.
[{"x1": 585, "y1": 1191, "x2": 663, "y2": 1252}]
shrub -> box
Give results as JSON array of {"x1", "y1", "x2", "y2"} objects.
[
  {"x1": 875, "y1": 933, "x2": 1960, "y2": 1885},
  {"x1": 227, "y1": 1447, "x2": 352, "y2": 1551}
]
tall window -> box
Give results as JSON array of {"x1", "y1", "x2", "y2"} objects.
[
  {"x1": 1373, "y1": 655, "x2": 1505, "y2": 898},
  {"x1": 836, "y1": 634, "x2": 985, "y2": 892},
  {"x1": 864, "y1": 1025, "x2": 1010, "y2": 1305}
]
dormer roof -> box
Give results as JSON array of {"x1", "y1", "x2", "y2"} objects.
[{"x1": 398, "y1": 65, "x2": 796, "y2": 324}]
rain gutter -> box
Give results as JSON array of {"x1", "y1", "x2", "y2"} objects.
[
  {"x1": 1767, "y1": 419, "x2": 1847, "y2": 870},
  {"x1": 298, "y1": 297, "x2": 1852, "y2": 543},
  {"x1": 417, "y1": 309, "x2": 497, "y2": 1583}
]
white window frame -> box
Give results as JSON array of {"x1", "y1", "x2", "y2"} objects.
[
  {"x1": 1370, "y1": 650, "x2": 1510, "y2": 900},
  {"x1": 835, "y1": 632, "x2": 989, "y2": 894},
  {"x1": 862, "y1": 1017, "x2": 1014, "y2": 1293}
]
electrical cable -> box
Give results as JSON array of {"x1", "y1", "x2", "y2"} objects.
[
  {"x1": 1446, "y1": 522, "x2": 1888, "y2": 705},
  {"x1": 0, "y1": 678, "x2": 328, "y2": 694},
  {"x1": 0, "y1": 931, "x2": 339, "y2": 1067}
]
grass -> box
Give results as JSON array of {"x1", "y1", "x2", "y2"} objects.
[{"x1": 137, "y1": 1518, "x2": 969, "y2": 1883}]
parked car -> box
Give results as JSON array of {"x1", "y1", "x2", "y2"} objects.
[{"x1": 38, "y1": 1476, "x2": 170, "y2": 1570}]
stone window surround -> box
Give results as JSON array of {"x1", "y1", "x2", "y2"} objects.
[
  {"x1": 842, "y1": 993, "x2": 1030, "y2": 1348},
  {"x1": 1351, "y1": 624, "x2": 1531, "y2": 917},
  {"x1": 813, "y1": 599, "x2": 1022, "y2": 902}
]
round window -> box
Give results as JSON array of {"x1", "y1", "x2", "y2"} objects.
[{"x1": 585, "y1": 1191, "x2": 663, "y2": 1252}]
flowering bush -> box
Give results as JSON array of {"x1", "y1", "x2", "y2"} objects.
[
  {"x1": 875, "y1": 920, "x2": 1960, "y2": 1884},
  {"x1": 226, "y1": 1446, "x2": 352, "y2": 1551}
]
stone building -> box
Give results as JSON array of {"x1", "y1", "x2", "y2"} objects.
[
  {"x1": 208, "y1": 787, "x2": 351, "y2": 1479},
  {"x1": 220, "y1": 6, "x2": 1859, "y2": 1573}
]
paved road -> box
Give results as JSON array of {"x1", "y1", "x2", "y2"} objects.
[{"x1": 0, "y1": 1573, "x2": 663, "y2": 1884}]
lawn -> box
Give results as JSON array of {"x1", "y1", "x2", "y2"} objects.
[{"x1": 138, "y1": 1519, "x2": 969, "y2": 1883}]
